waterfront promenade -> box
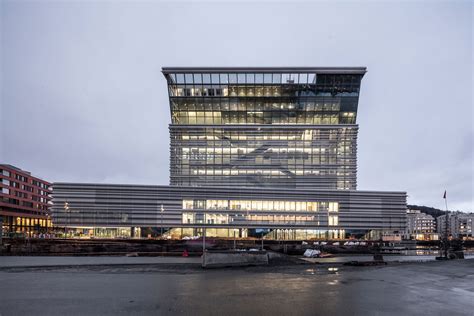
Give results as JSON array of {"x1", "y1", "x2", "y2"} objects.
[
  {"x1": 0, "y1": 255, "x2": 201, "y2": 268},
  {"x1": 4, "y1": 253, "x2": 474, "y2": 269}
]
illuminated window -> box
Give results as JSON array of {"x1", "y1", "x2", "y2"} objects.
[
  {"x1": 205, "y1": 213, "x2": 228, "y2": 224},
  {"x1": 194, "y1": 200, "x2": 206, "y2": 209},
  {"x1": 329, "y1": 215, "x2": 338, "y2": 226},
  {"x1": 183, "y1": 200, "x2": 193, "y2": 209},
  {"x1": 182, "y1": 213, "x2": 194, "y2": 224},
  {"x1": 182, "y1": 199, "x2": 339, "y2": 213}
]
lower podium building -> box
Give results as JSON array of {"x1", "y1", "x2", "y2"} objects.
[
  {"x1": 51, "y1": 67, "x2": 408, "y2": 240},
  {"x1": 51, "y1": 183, "x2": 406, "y2": 240}
]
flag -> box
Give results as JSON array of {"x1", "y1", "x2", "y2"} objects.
[{"x1": 443, "y1": 190, "x2": 446, "y2": 199}]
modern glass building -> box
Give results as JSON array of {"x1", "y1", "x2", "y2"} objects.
[
  {"x1": 164, "y1": 67, "x2": 364, "y2": 189},
  {"x1": 51, "y1": 67, "x2": 407, "y2": 240}
]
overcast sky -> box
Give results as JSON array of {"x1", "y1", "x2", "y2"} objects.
[{"x1": 1, "y1": 1, "x2": 472, "y2": 211}]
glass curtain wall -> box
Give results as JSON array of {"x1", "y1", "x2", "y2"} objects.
[
  {"x1": 164, "y1": 69, "x2": 363, "y2": 189},
  {"x1": 170, "y1": 126, "x2": 357, "y2": 189}
]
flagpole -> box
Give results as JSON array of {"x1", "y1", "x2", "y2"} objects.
[{"x1": 444, "y1": 190, "x2": 449, "y2": 258}]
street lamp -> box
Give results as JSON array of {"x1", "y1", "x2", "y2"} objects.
[
  {"x1": 64, "y1": 202, "x2": 69, "y2": 238},
  {"x1": 160, "y1": 204, "x2": 164, "y2": 238}
]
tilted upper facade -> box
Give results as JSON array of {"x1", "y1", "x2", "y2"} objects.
[{"x1": 163, "y1": 67, "x2": 365, "y2": 189}]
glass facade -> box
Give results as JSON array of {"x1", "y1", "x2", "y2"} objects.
[
  {"x1": 170, "y1": 126, "x2": 357, "y2": 189},
  {"x1": 166, "y1": 72, "x2": 361, "y2": 125},
  {"x1": 164, "y1": 68, "x2": 364, "y2": 189},
  {"x1": 182, "y1": 199, "x2": 338, "y2": 213},
  {"x1": 181, "y1": 198, "x2": 339, "y2": 228}
]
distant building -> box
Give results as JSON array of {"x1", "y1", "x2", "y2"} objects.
[
  {"x1": 405, "y1": 209, "x2": 438, "y2": 241},
  {"x1": 437, "y1": 212, "x2": 474, "y2": 239},
  {"x1": 0, "y1": 164, "x2": 52, "y2": 236}
]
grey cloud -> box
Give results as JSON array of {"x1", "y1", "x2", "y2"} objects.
[{"x1": 1, "y1": 1, "x2": 472, "y2": 211}]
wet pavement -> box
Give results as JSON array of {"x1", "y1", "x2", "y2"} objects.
[{"x1": 0, "y1": 259, "x2": 473, "y2": 315}]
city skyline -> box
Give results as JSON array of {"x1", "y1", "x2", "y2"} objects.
[{"x1": 1, "y1": 1, "x2": 472, "y2": 211}]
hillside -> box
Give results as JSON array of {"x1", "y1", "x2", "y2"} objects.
[{"x1": 407, "y1": 204, "x2": 446, "y2": 218}]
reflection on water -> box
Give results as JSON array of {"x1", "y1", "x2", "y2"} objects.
[
  {"x1": 301, "y1": 267, "x2": 340, "y2": 275},
  {"x1": 403, "y1": 249, "x2": 439, "y2": 256},
  {"x1": 402, "y1": 247, "x2": 474, "y2": 256}
]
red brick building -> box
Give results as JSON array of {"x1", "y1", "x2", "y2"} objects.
[{"x1": 0, "y1": 164, "x2": 52, "y2": 236}]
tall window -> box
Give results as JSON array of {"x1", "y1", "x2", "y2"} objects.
[{"x1": 182, "y1": 213, "x2": 194, "y2": 224}]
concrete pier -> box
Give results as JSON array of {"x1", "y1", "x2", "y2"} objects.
[{"x1": 202, "y1": 251, "x2": 269, "y2": 268}]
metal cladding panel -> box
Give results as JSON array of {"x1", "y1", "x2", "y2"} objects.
[{"x1": 51, "y1": 183, "x2": 406, "y2": 232}]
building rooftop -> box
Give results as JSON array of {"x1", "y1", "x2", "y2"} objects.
[
  {"x1": 0, "y1": 163, "x2": 51, "y2": 184},
  {"x1": 0, "y1": 164, "x2": 31, "y2": 175},
  {"x1": 162, "y1": 67, "x2": 367, "y2": 75}
]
